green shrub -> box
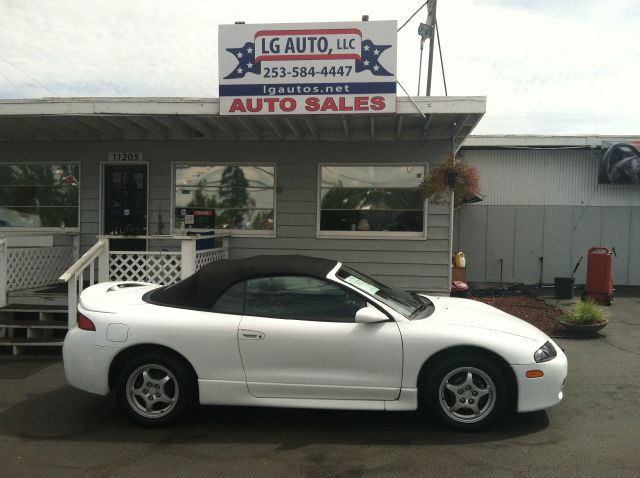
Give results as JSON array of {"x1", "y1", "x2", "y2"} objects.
[{"x1": 562, "y1": 299, "x2": 606, "y2": 325}]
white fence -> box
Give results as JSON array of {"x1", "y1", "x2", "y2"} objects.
[
  {"x1": 195, "y1": 247, "x2": 228, "y2": 270},
  {"x1": 7, "y1": 246, "x2": 76, "y2": 291},
  {"x1": 0, "y1": 233, "x2": 80, "y2": 308},
  {"x1": 0, "y1": 238, "x2": 6, "y2": 307},
  {"x1": 59, "y1": 234, "x2": 229, "y2": 327},
  {"x1": 108, "y1": 246, "x2": 226, "y2": 285},
  {"x1": 109, "y1": 250, "x2": 182, "y2": 284}
]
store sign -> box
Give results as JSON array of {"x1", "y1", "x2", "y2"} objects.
[{"x1": 218, "y1": 21, "x2": 397, "y2": 115}]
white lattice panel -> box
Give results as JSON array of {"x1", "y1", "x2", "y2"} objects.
[
  {"x1": 109, "y1": 252, "x2": 182, "y2": 285},
  {"x1": 195, "y1": 247, "x2": 227, "y2": 270},
  {"x1": 7, "y1": 246, "x2": 76, "y2": 291}
]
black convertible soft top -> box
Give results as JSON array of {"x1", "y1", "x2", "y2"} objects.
[{"x1": 146, "y1": 254, "x2": 338, "y2": 310}]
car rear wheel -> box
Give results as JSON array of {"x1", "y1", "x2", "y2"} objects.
[
  {"x1": 424, "y1": 354, "x2": 509, "y2": 430},
  {"x1": 115, "y1": 353, "x2": 196, "y2": 427}
]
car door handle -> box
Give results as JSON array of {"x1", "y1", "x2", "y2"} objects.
[{"x1": 239, "y1": 329, "x2": 265, "y2": 340}]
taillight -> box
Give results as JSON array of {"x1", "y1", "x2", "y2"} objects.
[{"x1": 77, "y1": 312, "x2": 96, "y2": 331}]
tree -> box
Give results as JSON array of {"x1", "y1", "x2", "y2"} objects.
[
  {"x1": 0, "y1": 164, "x2": 78, "y2": 227},
  {"x1": 218, "y1": 166, "x2": 250, "y2": 228}
]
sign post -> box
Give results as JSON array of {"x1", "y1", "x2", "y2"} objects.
[{"x1": 218, "y1": 21, "x2": 397, "y2": 115}]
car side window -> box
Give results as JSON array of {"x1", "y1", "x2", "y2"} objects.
[
  {"x1": 245, "y1": 275, "x2": 367, "y2": 322},
  {"x1": 212, "y1": 281, "x2": 246, "y2": 315}
]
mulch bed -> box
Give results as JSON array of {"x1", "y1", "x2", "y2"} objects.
[{"x1": 473, "y1": 294, "x2": 572, "y2": 338}]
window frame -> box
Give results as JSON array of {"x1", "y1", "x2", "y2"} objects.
[
  {"x1": 241, "y1": 274, "x2": 388, "y2": 323},
  {"x1": 0, "y1": 161, "x2": 81, "y2": 232},
  {"x1": 171, "y1": 162, "x2": 276, "y2": 238},
  {"x1": 316, "y1": 163, "x2": 428, "y2": 240}
]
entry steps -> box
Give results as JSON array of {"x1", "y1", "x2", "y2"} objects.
[{"x1": 0, "y1": 300, "x2": 68, "y2": 356}]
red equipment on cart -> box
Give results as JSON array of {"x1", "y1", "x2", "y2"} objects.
[{"x1": 583, "y1": 247, "x2": 615, "y2": 306}]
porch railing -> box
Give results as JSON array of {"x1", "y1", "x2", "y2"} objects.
[
  {"x1": 59, "y1": 233, "x2": 229, "y2": 327},
  {"x1": 0, "y1": 237, "x2": 6, "y2": 307},
  {"x1": 59, "y1": 239, "x2": 109, "y2": 328},
  {"x1": 0, "y1": 232, "x2": 80, "y2": 307}
]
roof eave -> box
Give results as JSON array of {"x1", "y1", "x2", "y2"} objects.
[{"x1": 0, "y1": 96, "x2": 485, "y2": 145}]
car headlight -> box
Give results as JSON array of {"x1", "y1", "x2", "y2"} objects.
[{"x1": 534, "y1": 341, "x2": 557, "y2": 363}]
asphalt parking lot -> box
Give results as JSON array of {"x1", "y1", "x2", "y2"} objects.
[{"x1": 1, "y1": 297, "x2": 639, "y2": 478}]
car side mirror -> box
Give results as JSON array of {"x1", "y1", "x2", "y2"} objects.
[{"x1": 355, "y1": 307, "x2": 388, "y2": 323}]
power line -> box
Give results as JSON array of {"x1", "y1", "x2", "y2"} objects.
[
  {"x1": 573, "y1": 183, "x2": 600, "y2": 231},
  {"x1": 436, "y1": 20, "x2": 447, "y2": 96},
  {"x1": 0, "y1": 67, "x2": 25, "y2": 98},
  {"x1": 398, "y1": 1, "x2": 429, "y2": 32},
  {"x1": 0, "y1": 55, "x2": 59, "y2": 97}
]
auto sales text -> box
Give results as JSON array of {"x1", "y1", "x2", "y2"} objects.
[{"x1": 227, "y1": 95, "x2": 386, "y2": 113}]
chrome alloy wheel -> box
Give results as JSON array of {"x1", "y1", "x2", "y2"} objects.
[
  {"x1": 438, "y1": 366, "x2": 496, "y2": 424},
  {"x1": 126, "y1": 363, "x2": 179, "y2": 419}
]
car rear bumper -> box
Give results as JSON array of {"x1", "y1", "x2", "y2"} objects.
[
  {"x1": 63, "y1": 327, "x2": 119, "y2": 396},
  {"x1": 513, "y1": 346, "x2": 568, "y2": 413}
]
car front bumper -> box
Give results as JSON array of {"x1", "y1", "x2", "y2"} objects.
[{"x1": 513, "y1": 344, "x2": 568, "y2": 413}]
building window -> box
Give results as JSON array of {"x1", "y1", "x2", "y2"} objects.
[
  {"x1": 0, "y1": 164, "x2": 80, "y2": 229},
  {"x1": 173, "y1": 164, "x2": 275, "y2": 235},
  {"x1": 318, "y1": 165, "x2": 426, "y2": 238}
]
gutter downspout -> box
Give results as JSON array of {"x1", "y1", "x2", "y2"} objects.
[{"x1": 447, "y1": 135, "x2": 455, "y2": 292}]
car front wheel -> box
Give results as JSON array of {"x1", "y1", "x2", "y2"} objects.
[
  {"x1": 115, "y1": 353, "x2": 196, "y2": 427},
  {"x1": 424, "y1": 354, "x2": 508, "y2": 430}
]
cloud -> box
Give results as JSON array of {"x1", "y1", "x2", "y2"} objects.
[
  {"x1": 428, "y1": 0, "x2": 640, "y2": 134},
  {"x1": 0, "y1": 0, "x2": 638, "y2": 134}
]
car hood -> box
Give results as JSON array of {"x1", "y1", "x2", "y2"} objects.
[{"x1": 421, "y1": 296, "x2": 549, "y2": 342}]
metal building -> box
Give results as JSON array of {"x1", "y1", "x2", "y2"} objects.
[{"x1": 455, "y1": 135, "x2": 640, "y2": 286}]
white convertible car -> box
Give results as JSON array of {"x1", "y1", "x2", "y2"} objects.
[{"x1": 63, "y1": 255, "x2": 567, "y2": 430}]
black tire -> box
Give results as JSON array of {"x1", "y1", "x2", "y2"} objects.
[
  {"x1": 605, "y1": 295, "x2": 613, "y2": 306},
  {"x1": 115, "y1": 352, "x2": 196, "y2": 427},
  {"x1": 423, "y1": 353, "x2": 509, "y2": 431}
]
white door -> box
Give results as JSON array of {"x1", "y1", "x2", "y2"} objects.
[{"x1": 237, "y1": 275, "x2": 403, "y2": 401}]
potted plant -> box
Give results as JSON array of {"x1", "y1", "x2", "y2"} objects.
[
  {"x1": 556, "y1": 299, "x2": 609, "y2": 336},
  {"x1": 419, "y1": 158, "x2": 481, "y2": 207}
]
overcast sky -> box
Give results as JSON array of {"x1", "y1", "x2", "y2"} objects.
[{"x1": 1, "y1": 0, "x2": 638, "y2": 135}]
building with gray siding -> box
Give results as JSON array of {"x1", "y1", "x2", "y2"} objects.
[
  {"x1": 456, "y1": 136, "x2": 640, "y2": 286},
  {"x1": 0, "y1": 96, "x2": 485, "y2": 302}
]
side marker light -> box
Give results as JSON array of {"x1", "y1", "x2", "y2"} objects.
[{"x1": 526, "y1": 370, "x2": 544, "y2": 379}]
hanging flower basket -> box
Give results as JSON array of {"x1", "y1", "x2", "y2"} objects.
[
  {"x1": 419, "y1": 159, "x2": 481, "y2": 206},
  {"x1": 444, "y1": 170, "x2": 460, "y2": 188}
]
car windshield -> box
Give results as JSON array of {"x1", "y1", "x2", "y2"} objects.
[{"x1": 336, "y1": 266, "x2": 431, "y2": 318}]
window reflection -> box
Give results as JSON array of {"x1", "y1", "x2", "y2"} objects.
[
  {"x1": 174, "y1": 165, "x2": 275, "y2": 232},
  {"x1": 175, "y1": 187, "x2": 274, "y2": 209},
  {"x1": 319, "y1": 165, "x2": 425, "y2": 234},
  {"x1": 321, "y1": 166, "x2": 423, "y2": 188},
  {"x1": 320, "y1": 188, "x2": 422, "y2": 210},
  {"x1": 0, "y1": 164, "x2": 79, "y2": 228},
  {"x1": 175, "y1": 165, "x2": 274, "y2": 188},
  {"x1": 245, "y1": 275, "x2": 366, "y2": 322},
  {"x1": 215, "y1": 209, "x2": 274, "y2": 230}
]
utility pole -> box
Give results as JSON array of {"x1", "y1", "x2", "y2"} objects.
[{"x1": 425, "y1": 0, "x2": 438, "y2": 96}]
